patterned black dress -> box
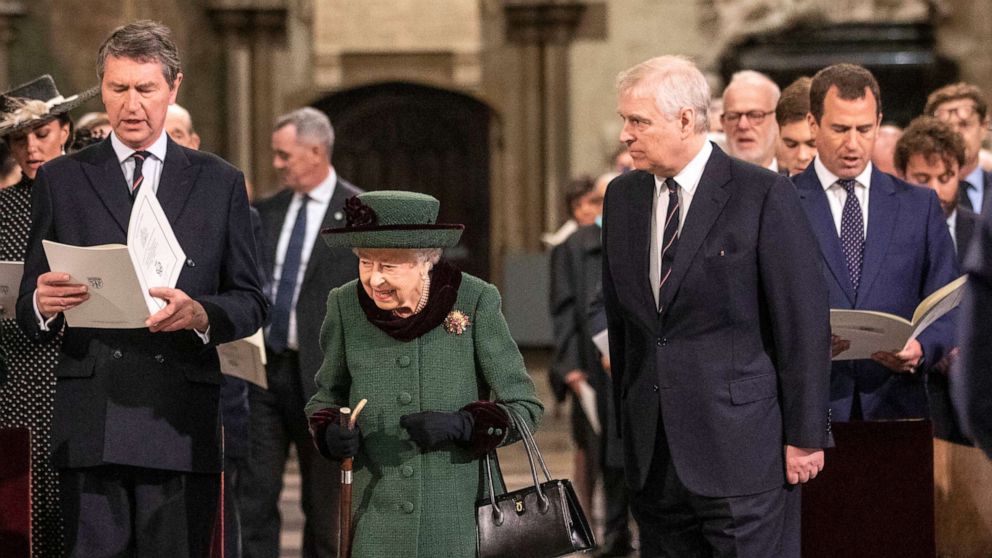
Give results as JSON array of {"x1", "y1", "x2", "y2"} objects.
[{"x1": 0, "y1": 175, "x2": 63, "y2": 557}]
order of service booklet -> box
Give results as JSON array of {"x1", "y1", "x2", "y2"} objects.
[
  {"x1": 216, "y1": 329, "x2": 268, "y2": 388},
  {"x1": 830, "y1": 275, "x2": 968, "y2": 361},
  {"x1": 42, "y1": 187, "x2": 186, "y2": 329},
  {"x1": 0, "y1": 261, "x2": 24, "y2": 316}
]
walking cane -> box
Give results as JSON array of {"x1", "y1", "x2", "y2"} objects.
[{"x1": 339, "y1": 398, "x2": 367, "y2": 558}]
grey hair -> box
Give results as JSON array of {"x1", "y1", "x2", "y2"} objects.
[
  {"x1": 352, "y1": 247, "x2": 443, "y2": 265},
  {"x1": 275, "y1": 107, "x2": 335, "y2": 160},
  {"x1": 97, "y1": 20, "x2": 182, "y2": 88},
  {"x1": 167, "y1": 103, "x2": 194, "y2": 133},
  {"x1": 723, "y1": 70, "x2": 781, "y2": 106},
  {"x1": 616, "y1": 55, "x2": 710, "y2": 135}
]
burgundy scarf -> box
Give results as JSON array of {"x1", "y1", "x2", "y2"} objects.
[{"x1": 356, "y1": 259, "x2": 462, "y2": 341}]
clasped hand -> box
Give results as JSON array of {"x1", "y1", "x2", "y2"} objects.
[
  {"x1": 785, "y1": 445, "x2": 824, "y2": 485},
  {"x1": 400, "y1": 410, "x2": 473, "y2": 449}
]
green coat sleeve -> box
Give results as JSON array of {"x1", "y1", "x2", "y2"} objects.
[
  {"x1": 472, "y1": 282, "x2": 544, "y2": 444},
  {"x1": 305, "y1": 286, "x2": 350, "y2": 416}
]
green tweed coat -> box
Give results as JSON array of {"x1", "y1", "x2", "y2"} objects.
[{"x1": 305, "y1": 272, "x2": 544, "y2": 558}]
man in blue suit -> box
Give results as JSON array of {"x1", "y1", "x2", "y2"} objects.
[
  {"x1": 793, "y1": 64, "x2": 959, "y2": 421},
  {"x1": 16, "y1": 21, "x2": 267, "y2": 557}
]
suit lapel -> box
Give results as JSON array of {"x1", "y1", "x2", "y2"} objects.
[
  {"x1": 156, "y1": 139, "x2": 198, "y2": 224},
  {"x1": 81, "y1": 139, "x2": 133, "y2": 235},
  {"x1": 301, "y1": 178, "x2": 350, "y2": 287},
  {"x1": 659, "y1": 147, "x2": 730, "y2": 313},
  {"x1": 795, "y1": 167, "x2": 856, "y2": 305},
  {"x1": 856, "y1": 168, "x2": 898, "y2": 306}
]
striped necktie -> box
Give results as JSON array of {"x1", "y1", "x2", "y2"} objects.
[
  {"x1": 658, "y1": 177, "x2": 680, "y2": 307},
  {"x1": 130, "y1": 151, "x2": 151, "y2": 201}
]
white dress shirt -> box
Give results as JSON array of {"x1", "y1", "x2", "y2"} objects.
[
  {"x1": 271, "y1": 168, "x2": 337, "y2": 350},
  {"x1": 814, "y1": 156, "x2": 873, "y2": 237},
  {"x1": 649, "y1": 141, "x2": 712, "y2": 308}
]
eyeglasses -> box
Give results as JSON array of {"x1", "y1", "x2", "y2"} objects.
[
  {"x1": 933, "y1": 104, "x2": 984, "y2": 126},
  {"x1": 720, "y1": 110, "x2": 775, "y2": 125}
]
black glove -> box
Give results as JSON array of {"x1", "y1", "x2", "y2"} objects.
[
  {"x1": 400, "y1": 410, "x2": 474, "y2": 449},
  {"x1": 323, "y1": 422, "x2": 361, "y2": 460}
]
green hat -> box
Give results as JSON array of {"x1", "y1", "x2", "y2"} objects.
[{"x1": 321, "y1": 190, "x2": 464, "y2": 249}]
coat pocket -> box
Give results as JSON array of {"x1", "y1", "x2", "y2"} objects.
[{"x1": 729, "y1": 374, "x2": 778, "y2": 405}]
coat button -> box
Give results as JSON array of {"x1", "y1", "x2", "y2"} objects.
[
  {"x1": 397, "y1": 355, "x2": 411, "y2": 367},
  {"x1": 186, "y1": 258, "x2": 196, "y2": 267},
  {"x1": 112, "y1": 349, "x2": 123, "y2": 359},
  {"x1": 400, "y1": 465, "x2": 414, "y2": 478},
  {"x1": 398, "y1": 392, "x2": 412, "y2": 405},
  {"x1": 652, "y1": 385, "x2": 659, "y2": 392},
  {"x1": 487, "y1": 427, "x2": 495, "y2": 435},
  {"x1": 154, "y1": 354, "x2": 165, "y2": 363},
  {"x1": 656, "y1": 338, "x2": 663, "y2": 347},
  {"x1": 402, "y1": 501, "x2": 414, "y2": 514},
  {"x1": 494, "y1": 428, "x2": 503, "y2": 436}
]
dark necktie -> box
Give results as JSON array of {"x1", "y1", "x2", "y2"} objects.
[
  {"x1": 958, "y1": 180, "x2": 975, "y2": 212},
  {"x1": 658, "y1": 178, "x2": 680, "y2": 307},
  {"x1": 268, "y1": 195, "x2": 310, "y2": 353},
  {"x1": 839, "y1": 179, "x2": 865, "y2": 291},
  {"x1": 130, "y1": 151, "x2": 151, "y2": 201}
]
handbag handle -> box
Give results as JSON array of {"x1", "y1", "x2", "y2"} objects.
[{"x1": 482, "y1": 407, "x2": 550, "y2": 525}]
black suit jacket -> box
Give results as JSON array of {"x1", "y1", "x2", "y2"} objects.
[
  {"x1": 254, "y1": 177, "x2": 362, "y2": 402},
  {"x1": 602, "y1": 145, "x2": 831, "y2": 497},
  {"x1": 16, "y1": 137, "x2": 267, "y2": 473},
  {"x1": 954, "y1": 207, "x2": 992, "y2": 456},
  {"x1": 955, "y1": 207, "x2": 978, "y2": 267}
]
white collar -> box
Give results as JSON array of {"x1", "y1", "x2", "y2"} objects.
[
  {"x1": 654, "y1": 140, "x2": 713, "y2": 195},
  {"x1": 814, "y1": 156, "x2": 873, "y2": 191},
  {"x1": 298, "y1": 167, "x2": 337, "y2": 204},
  {"x1": 111, "y1": 130, "x2": 169, "y2": 164}
]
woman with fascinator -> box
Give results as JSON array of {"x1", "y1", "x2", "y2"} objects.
[
  {"x1": 305, "y1": 191, "x2": 543, "y2": 557},
  {"x1": 0, "y1": 74, "x2": 97, "y2": 556}
]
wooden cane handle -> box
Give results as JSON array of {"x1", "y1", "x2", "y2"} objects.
[{"x1": 349, "y1": 399, "x2": 368, "y2": 429}]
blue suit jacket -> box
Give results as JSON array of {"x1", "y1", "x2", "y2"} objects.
[
  {"x1": 16, "y1": 137, "x2": 267, "y2": 473},
  {"x1": 603, "y1": 145, "x2": 831, "y2": 497},
  {"x1": 793, "y1": 163, "x2": 959, "y2": 421}
]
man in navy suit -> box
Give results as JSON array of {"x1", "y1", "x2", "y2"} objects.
[
  {"x1": 603, "y1": 55, "x2": 831, "y2": 557},
  {"x1": 954, "y1": 208, "x2": 992, "y2": 458},
  {"x1": 17, "y1": 21, "x2": 266, "y2": 557},
  {"x1": 793, "y1": 64, "x2": 959, "y2": 421}
]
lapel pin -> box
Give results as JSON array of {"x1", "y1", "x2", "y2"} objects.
[
  {"x1": 719, "y1": 250, "x2": 725, "y2": 257},
  {"x1": 334, "y1": 211, "x2": 343, "y2": 221}
]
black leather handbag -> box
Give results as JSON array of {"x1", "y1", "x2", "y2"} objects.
[{"x1": 476, "y1": 408, "x2": 596, "y2": 558}]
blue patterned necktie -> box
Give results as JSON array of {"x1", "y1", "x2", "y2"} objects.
[
  {"x1": 839, "y1": 179, "x2": 864, "y2": 291},
  {"x1": 268, "y1": 195, "x2": 310, "y2": 353},
  {"x1": 658, "y1": 178, "x2": 680, "y2": 307}
]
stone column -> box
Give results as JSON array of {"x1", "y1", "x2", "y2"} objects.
[
  {"x1": 208, "y1": 2, "x2": 288, "y2": 192},
  {"x1": 0, "y1": 1, "x2": 25, "y2": 90},
  {"x1": 504, "y1": 1, "x2": 587, "y2": 238}
]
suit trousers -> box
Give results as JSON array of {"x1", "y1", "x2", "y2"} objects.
[
  {"x1": 59, "y1": 464, "x2": 219, "y2": 558},
  {"x1": 631, "y1": 416, "x2": 795, "y2": 558},
  {"x1": 241, "y1": 350, "x2": 340, "y2": 558}
]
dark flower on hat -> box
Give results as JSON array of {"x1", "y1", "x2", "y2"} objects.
[{"x1": 344, "y1": 196, "x2": 378, "y2": 228}]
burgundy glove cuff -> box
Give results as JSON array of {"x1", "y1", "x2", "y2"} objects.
[
  {"x1": 308, "y1": 406, "x2": 343, "y2": 459},
  {"x1": 462, "y1": 401, "x2": 511, "y2": 457}
]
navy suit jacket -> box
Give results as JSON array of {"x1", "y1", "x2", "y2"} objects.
[
  {"x1": 793, "y1": 163, "x2": 959, "y2": 421},
  {"x1": 254, "y1": 177, "x2": 362, "y2": 402},
  {"x1": 953, "y1": 207, "x2": 992, "y2": 456},
  {"x1": 16, "y1": 137, "x2": 267, "y2": 473},
  {"x1": 602, "y1": 145, "x2": 831, "y2": 497}
]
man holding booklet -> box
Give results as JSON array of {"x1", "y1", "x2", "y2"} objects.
[
  {"x1": 16, "y1": 21, "x2": 267, "y2": 557},
  {"x1": 793, "y1": 63, "x2": 960, "y2": 421}
]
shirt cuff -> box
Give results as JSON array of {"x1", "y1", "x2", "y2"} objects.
[
  {"x1": 33, "y1": 291, "x2": 59, "y2": 331},
  {"x1": 194, "y1": 326, "x2": 211, "y2": 344}
]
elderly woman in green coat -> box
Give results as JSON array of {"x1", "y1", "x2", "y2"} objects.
[{"x1": 305, "y1": 191, "x2": 544, "y2": 557}]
